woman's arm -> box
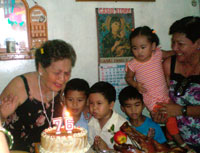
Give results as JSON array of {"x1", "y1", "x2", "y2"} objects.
[
  {"x1": 161, "y1": 103, "x2": 200, "y2": 118},
  {"x1": 0, "y1": 76, "x2": 26, "y2": 120},
  {"x1": 0, "y1": 118, "x2": 10, "y2": 153},
  {"x1": 161, "y1": 50, "x2": 175, "y2": 61},
  {"x1": 163, "y1": 57, "x2": 171, "y2": 87}
]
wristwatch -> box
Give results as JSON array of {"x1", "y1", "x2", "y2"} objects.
[{"x1": 181, "y1": 106, "x2": 187, "y2": 116}]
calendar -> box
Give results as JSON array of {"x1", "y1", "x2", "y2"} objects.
[
  {"x1": 99, "y1": 63, "x2": 127, "y2": 95},
  {"x1": 99, "y1": 63, "x2": 128, "y2": 117}
]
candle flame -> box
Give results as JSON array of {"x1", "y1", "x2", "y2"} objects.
[{"x1": 65, "y1": 111, "x2": 70, "y2": 117}]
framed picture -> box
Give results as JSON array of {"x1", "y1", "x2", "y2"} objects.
[{"x1": 96, "y1": 8, "x2": 134, "y2": 63}]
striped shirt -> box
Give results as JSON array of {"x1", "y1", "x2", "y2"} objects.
[{"x1": 127, "y1": 48, "x2": 169, "y2": 111}]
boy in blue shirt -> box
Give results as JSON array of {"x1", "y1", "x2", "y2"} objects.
[
  {"x1": 64, "y1": 78, "x2": 89, "y2": 131},
  {"x1": 119, "y1": 85, "x2": 166, "y2": 144}
]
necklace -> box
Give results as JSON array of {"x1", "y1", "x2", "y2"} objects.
[
  {"x1": 38, "y1": 75, "x2": 54, "y2": 127},
  {"x1": 181, "y1": 61, "x2": 200, "y2": 77}
]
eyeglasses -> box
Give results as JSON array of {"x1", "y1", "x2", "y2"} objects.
[{"x1": 174, "y1": 78, "x2": 190, "y2": 97}]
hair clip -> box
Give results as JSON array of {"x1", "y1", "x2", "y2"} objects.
[
  {"x1": 152, "y1": 30, "x2": 156, "y2": 34},
  {"x1": 131, "y1": 28, "x2": 134, "y2": 31},
  {"x1": 40, "y1": 48, "x2": 44, "y2": 54}
]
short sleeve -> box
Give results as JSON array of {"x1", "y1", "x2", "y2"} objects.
[{"x1": 125, "y1": 59, "x2": 136, "y2": 73}]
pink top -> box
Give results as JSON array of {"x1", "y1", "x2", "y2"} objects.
[{"x1": 126, "y1": 48, "x2": 169, "y2": 111}]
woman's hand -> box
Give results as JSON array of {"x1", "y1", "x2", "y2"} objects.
[
  {"x1": 156, "y1": 103, "x2": 182, "y2": 118},
  {"x1": 147, "y1": 128, "x2": 155, "y2": 139},
  {"x1": 151, "y1": 109, "x2": 168, "y2": 124},
  {"x1": 0, "y1": 94, "x2": 18, "y2": 120}
]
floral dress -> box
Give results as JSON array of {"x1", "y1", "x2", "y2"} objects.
[
  {"x1": 5, "y1": 75, "x2": 63, "y2": 153},
  {"x1": 169, "y1": 56, "x2": 200, "y2": 146}
]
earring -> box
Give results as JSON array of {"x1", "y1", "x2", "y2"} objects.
[{"x1": 39, "y1": 72, "x2": 42, "y2": 76}]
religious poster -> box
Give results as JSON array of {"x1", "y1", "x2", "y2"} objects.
[{"x1": 96, "y1": 8, "x2": 134, "y2": 63}]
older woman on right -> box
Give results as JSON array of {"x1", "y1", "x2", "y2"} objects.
[{"x1": 152, "y1": 16, "x2": 200, "y2": 152}]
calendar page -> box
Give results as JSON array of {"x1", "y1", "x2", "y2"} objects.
[
  {"x1": 99, "y1": 63, "x2": 128, "y2": 117},
  {"x1": 99, "y1": 63, "x2": 127, "y2": 95}
]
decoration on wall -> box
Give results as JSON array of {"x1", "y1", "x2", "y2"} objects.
[
  {"x1": 29, "y1": 4, "x2": 48, "y2": 49},
  {"x1": 191, "y1": 0, "x2": 197, "y2": 7},
  {"x1": 97, "y1": 8, "x2": 134, "y2": 117},
  {"x1": 3, "y1": 0, "x2": 15, "y2": 18},
  {"x1": 8, "y1": 6, "x2": 25, "y2": 26},
  {"x1": 0, "y1": 0, "x2": 48, "y2": 60},
  {"x1": 0, "y1": 0, "x2": 31, "y2": 60},
  {"x1": 96, "y1": 8, "x2": 134, "y2": 63}
]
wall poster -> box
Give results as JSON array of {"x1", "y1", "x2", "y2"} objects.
[{"x1": 96, "y1": 8, "x2": 134, "y2": 116}]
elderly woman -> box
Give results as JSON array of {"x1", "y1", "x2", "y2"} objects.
[
  {"x1": 152, "y1": 16, "x2": 200, "y2": 152},
  {"x1": 0, "y1": 39, "x2": 76, "y2": 152}
]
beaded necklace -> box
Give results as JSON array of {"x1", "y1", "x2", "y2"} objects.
[{"x1": 38, "y1": 75, "x2": 54, "y2": 127}]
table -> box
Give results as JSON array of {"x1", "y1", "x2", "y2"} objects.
[{"x1": 10, "y1": 151, "x2": 28, "y2": 153}]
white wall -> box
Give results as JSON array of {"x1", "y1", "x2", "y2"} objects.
[{"x1": 0, "y1": 0, "x2": 199, "y2": 115}]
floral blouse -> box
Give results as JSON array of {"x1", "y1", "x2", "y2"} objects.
[
  {"x1": 169, "y1": 56, "x2": 200, "y2": 146},
  {"x1": 5, "y1": 75, "x2": 63, "y2": 153}
]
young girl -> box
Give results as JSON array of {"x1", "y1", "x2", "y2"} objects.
[{"x1": 125, "y1": 26, "x2": 190, "y2": 150}]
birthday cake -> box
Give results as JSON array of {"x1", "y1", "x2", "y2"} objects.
[{"x1": 40, "y1": 126, "x2": 90, "y2": 153}]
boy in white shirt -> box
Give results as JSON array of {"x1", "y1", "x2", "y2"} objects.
[{"x1": 88, "y1": 81, "x2": 131, "y2": 151}]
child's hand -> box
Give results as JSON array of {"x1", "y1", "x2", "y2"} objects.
[
  {"x1": 83, "y1": 105, "x2": 91, "y2": 120},
  {"x1": 136, "y1": 82, "x2": 147, "y2": 94},
  {"x1": 0, "y1": 94, "x2": 18, "y2": 120},
  {"x1": 94, "y1": 136, "x2": 110, "y2": 151},
  {"x1": 147, "y1": 128, "x2": 155, "y2": 139}
]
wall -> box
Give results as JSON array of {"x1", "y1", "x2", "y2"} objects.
[{"x1": 0, "y1": 0, "x2": 199, "y2": 116}]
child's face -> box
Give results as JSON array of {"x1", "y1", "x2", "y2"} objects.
[
  {"x1": 121, "y1": 98, "x2": 144, "y2": 120},
  {"x1": 65, "y1": 90, "x2": 87, "y2": 117},
  {"x1": 131, "y1": 35, "x2": 156, "y2": 62},
  {"x1": 88, "y1": 93, "x2": 114, "y2": 120}
]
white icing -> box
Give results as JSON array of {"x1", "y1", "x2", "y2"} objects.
[
  {"x1": 39, "y1": 143, "x2": 91, "y2": 153},
  {"x1": 40, "y1": 126, "x2": 90, "y2": 153}
]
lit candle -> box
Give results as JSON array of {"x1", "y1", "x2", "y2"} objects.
[
  {"x1": 52, "y1": 117, "x2": 63, "y2": 134},
  {"x1": 64, "y1": 111, "x2": 74, "y2": 133}
]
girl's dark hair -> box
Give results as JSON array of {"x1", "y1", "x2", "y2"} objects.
[
  {"x1": 129, "y1": 26, "x2": 160, "y2": 46},
  {"x1": 169, "y1": 16, "x2": 200, "y2": 43},
  {"x1": 64, "y1": 78, "x2": 90, "y2": 98},
  {"x1": 119, "y1": 86, "x2": 143, "y2": 106},
  {"x1": 89, "y1": 81, "x2": 116, "y2": 104},
  {"x1": 35, "y1": 39, "x2": 76, "y2": 70}
]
